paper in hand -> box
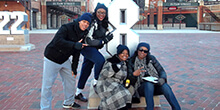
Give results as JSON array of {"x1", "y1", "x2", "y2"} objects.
[{"x1": 142, "y1": 76, "x2": 158, "y2": 83}]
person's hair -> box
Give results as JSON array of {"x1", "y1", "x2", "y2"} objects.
[
  {"x1": 92, "y1": 12, "x2": 109, "y2": 30},
  {"x1": 92, "y1": 3, "x2": 109, "y2": 29}
]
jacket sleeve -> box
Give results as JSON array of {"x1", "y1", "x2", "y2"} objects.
[
  {"x1": 99, "y1": 61, "x2": 117, "y2": 79},
  {"x1": 127, "y1": 58, "x2": 138, "y2": 86},
  {"x1": 151, "y1": 55, "x2": 167, "y2": 82},
  {"x1": 53, "y1": 25, "x2": 77, "y2": 50},
  {"x1": 85, "y1": 23, "x2": 103, "y2": 46},
  {"x1": 71, "y1": 51, "x2": 80, "y2": 75}
]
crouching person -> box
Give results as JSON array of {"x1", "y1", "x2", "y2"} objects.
[
  {"x1": 127, "y1": 42, "x2": 181, "y2": 110},
  {"x1": 94, "y1": 44, "x2": 132, "y2": 110}
]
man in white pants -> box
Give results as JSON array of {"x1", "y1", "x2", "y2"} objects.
[{"x1": 40, "y1": 13, "x2": 92, "y2": 110}]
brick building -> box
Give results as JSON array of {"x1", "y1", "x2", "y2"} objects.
[
  {"x1": 1, "y1": 0, "x2": 219, "y2": 30},
  {"x1": 0, "y1": 0, "x2": 87, "y2": 30},
  {"x1": 133, "y1": 0, "x2": 220, "y2": 30}
]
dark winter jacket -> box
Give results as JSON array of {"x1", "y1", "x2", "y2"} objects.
[
  {"x1": 44, "y1": 19, "x2": 88, "y2": 74},
  {"x1": 84, "y1": 19, "x2": 108, "y2": 49},
  {"x1": 127, "y1": 52, "x2": 167, "y2": 87}
]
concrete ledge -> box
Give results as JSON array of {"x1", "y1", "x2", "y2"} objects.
[
  {"x1": 0, "y1": 44, "x2": 35, "y2": 52},
  {"x1": 0, "y1": 34, "x2": 29, "y2": 45},
  {"x1": 87, "y1": 82, "x2": 160, "y2": 109},
  {"x1": 199, "y1": 23, "x2": 220, "y2": 31}
]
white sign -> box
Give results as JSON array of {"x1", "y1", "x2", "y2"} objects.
[
  {"x1": 0, "y1": 11, "x2": 28, "y2": 35},
  {"x1": 175, "y1": 14, "x2": 186, "y2": 21},
  {"x1": 6, "y1": 37, "x2": 14, "y2": 41},
  {"x1": 108, "y1": 0, "x2": 139, "y2": 55}
]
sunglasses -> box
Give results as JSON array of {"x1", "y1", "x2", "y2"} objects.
[{"x1": 138, "y1": 49, "x2": 149, "y2": 53}]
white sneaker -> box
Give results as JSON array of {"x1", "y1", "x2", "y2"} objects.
[
  {"x1": 93, "y1": 79, "x2": 97, "y2": 86},
  {"x1": 63, "y1": 102, "x2": 80, "y2": 109}
]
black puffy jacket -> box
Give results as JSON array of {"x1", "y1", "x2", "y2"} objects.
[
  {"x1": 127, "y1": 51, "x2": 167, "y2": 86},
  {"x1": 84, "y1": 20, "x2": 108, "y2": 49},
  {"x1": 44, "y1": 19, "x2": 89, "y2": 73}
]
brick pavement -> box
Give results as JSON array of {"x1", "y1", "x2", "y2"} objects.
[{"x1": 0, "y1": 31, "x2": 220, "y2": 110}]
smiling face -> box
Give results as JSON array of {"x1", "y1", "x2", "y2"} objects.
[
  {"x1": 79, "y1": 20, "x2": 90, "y2": 31},
  {"x1": 96, "y1": 8, "x2": 106, "y2": 21},
  {"x1": 118, "y1": 50, "x2": 129, "y2": 61},
  {"x1": 137, "y1": 46, "x2": 148, "y2": 60}
]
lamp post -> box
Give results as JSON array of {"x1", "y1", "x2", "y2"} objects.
[
  {"x1": 30, "y1": 0, "x2": 32, "y2": 30},
  {"x1": 24, "y1": 0, "x2": 27, "y2": 29},
  {"x1": 180, "y1": 7, "x2": 181, "y2": 29}
]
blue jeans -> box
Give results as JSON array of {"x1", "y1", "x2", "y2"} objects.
[
  {"x1": 77, "y1": 47, "x2": 105, "y2": 89},
  {"x1": 138, "y1": 82, "x2": 181, "y2": 110}
]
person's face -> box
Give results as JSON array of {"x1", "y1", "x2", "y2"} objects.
[
  {"x1": 96, "y1": 8, "x2": 106, "y2": 21},
  {"x1": 79, "y1": 20, "x2": 90, "y2": 31},
  {"x1": 137, "y1": 46, "x2": 149, "y2": 60},
  {"x1": 118, "y1": 50, "x2": 129, "y2": 61}
]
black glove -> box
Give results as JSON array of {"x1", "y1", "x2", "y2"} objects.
[
  {"x1": 157, "y1": 78, "x2": 165, "y2": 86},
  {"x1": 74, "y1": 42, "x2": 82, "y2": 50},
  {"x1": 103, "y1": 33, "x2": 113, "y2": 44}
]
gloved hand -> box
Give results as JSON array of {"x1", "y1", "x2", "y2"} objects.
[
  {"x1": 103, "y1": 33, "x2": 113, "y2": 44},
  {"x1": 157, "y1": 78, "x2": 165, "y2": 86},
  {"x1": 74, "y1": 42, "x2": 83, "y2": 50}
]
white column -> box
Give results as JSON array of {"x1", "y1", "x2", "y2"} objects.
[
  {"x1": 52, "y1": 14, "x2": 57, "y2": 28},
  {"x1": 47, "y1": 13, "x2": 51, "y2": 28},
  {"x1": 58, "y1": 15, "x2": 62, "y2": 28},
  {"x1": 36, "y1": 12, "x2": 41, "y2": 29}
]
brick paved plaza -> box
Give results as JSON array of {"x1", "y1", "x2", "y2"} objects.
[{"x1": 0, "y1": 30, "x2": 219, "y2": 110}]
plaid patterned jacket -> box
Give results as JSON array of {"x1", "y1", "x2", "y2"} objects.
[{"x1": 94, "y1": 55, "x2": 132, "y2": 109}]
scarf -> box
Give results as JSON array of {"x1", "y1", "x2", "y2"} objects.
[{"x1": 134, "y1": 56, "x2": 159, "y2": 88}]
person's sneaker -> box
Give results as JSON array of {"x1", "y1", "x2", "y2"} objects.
[
  {"x1": 75, "y1": 93, "x2": 88, "y2": 102},
  {"x1": 93, "y1": 79, "x2": 98, "y2": 87},
  {"x1": 63, "y1": 102, "x2": 80, "y2": 109}
]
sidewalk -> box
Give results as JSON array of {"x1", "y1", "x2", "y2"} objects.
[
  {"x1": 0, "y1": 29, "x2": 219, "y2": 110},
  {"x1": 29, "y1": 29, "x2": 220, "y2": 34}
]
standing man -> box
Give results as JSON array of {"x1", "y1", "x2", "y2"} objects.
[{"x1": 40, "y1": 13, "x2": 92, "y2": 110}]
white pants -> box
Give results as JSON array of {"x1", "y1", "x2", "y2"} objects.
[{"x1": 40, "y1": 57, "x2": 76, "y2": 110}]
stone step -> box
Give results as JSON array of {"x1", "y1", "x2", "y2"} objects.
[
  {"x1": 0, "y1": 44, "x2": 35, "y2": 51},
  {"x1": 87, "y1": 82, "x2": 161, "y2": 109}
]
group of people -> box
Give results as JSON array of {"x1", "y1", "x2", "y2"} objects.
[{"x1": 40, "y1": 3, "x2": 181, "y2": 110}]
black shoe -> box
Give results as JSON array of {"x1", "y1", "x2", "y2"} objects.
[
  {"x1": 126, "y1": 103, "x2": 132, "y2": 108},
  {"x1": 75, "y1": 93, "x2": 88, "y2": 102},
  {"x1": 63, "y1": 102, "x2": 81, "y2": 109}
]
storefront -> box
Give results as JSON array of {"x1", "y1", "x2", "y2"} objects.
[
  {"x1": 0, "y1": 0, "x2": 85, "y2": 30},
  {"x1": 46, "y1": 0, "x2": 83, "y2": 29},
  {"x1": 163, "y1": 2, "x2": 199, "y2": 29}
]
